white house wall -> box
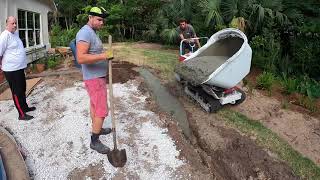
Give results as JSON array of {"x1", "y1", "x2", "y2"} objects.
[{"x1": 0, "y1": 0, "x2": 54, "y2": 63}]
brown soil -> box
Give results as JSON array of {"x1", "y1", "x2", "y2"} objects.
[
  {"x1": 132, "y1": 42, "x2": 163, "y2": 50},
  {"x1": 244, "y1": 67, "x2": 320, "y2": 118},
  {"x1": 166, "y1": 81, "x2": 299, "y2": 179},
  {"x1": 233, "y1": 88, "x2": 320, "y2": 166},
  {"x1": 67, "y1": 161, "x2": 105, "y2": 180},
  {"x1": 108, "y1": 61, "x2": 139, "y2": 84},
  {"x1": 36, "y1": 61, "x2": 139, "y2": 91},
  {"x1": 238, "y1": 68, "x2": 320, "y2": 165}
]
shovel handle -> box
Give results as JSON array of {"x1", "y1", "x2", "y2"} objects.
[{"x1": 109, "y1": 60, "x2": 117, "y2": 150}]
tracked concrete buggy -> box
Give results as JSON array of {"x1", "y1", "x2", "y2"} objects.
[{"x1": 175, "y1": 28, "x2": 252, "y2": 112}]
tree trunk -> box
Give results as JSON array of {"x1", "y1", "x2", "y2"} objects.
[
  {"x1": 65, "y1": 17, "x2": 69, "y2": 30},
  {"x1": 117, "y1": 25, "x2": 122, "y2": 39},
  {"x1": 130, "y1": 26, "x2": 134, "y2": 39},
  {"x1": 122, "y1": 21, "x2": 126, "y2": 38}
]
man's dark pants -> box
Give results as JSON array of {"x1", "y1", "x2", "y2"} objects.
[
  {"x1": 4, "y1": 69, "x2": 28, "y2": 118},
  {"x1": 181, "y1": 42, "x2": 197, "y2": 55}
]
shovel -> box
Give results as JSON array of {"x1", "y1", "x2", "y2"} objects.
[{"x1": 107, "y1": 59, "x2": 127, "y2": 167}]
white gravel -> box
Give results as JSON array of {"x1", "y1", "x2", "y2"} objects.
[{"x1": 0, "y1": 79, "x2": 186, "y2": 179}]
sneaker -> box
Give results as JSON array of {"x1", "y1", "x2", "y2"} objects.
[
  {"x1": 90, "y1": 140, "x2": 110, "y2": 154},
  {"x1": 25, "y1": 106, "x2": 36, "y2": 112},
  {"x1": 100, "y1": 128, "x2": 112, "y2": 135},
  {"x1": 18, "y1": 114, "x2": 34, "y2": 121}
]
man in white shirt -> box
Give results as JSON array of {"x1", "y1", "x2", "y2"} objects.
[{"x1": 0, "y1": 16, "x2": 35, "y2": 120}]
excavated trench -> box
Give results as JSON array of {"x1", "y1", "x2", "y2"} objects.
[{"x1": 141, "y1": 67, "x2": 299, "y2": 179}]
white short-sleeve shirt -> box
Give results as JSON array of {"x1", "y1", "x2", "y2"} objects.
[{"x1": 0, "y1": 30, "x2": 27, "y2": 72}]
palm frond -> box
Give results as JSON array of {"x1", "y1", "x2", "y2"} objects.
[
  {"x1": 160, "y1": 28, "x2": 179, "y2": 44},
  {"x1": 199, "y1": 0, "x2": 223, "y2": 26}
]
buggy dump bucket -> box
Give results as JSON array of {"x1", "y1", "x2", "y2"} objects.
[{"x1": 175, "y1": 28, "x2": 252, "y2": 89}]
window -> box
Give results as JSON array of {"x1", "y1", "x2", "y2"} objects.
[{"x1": 18, "y1": 10, "x2": 41, "y2": 48}]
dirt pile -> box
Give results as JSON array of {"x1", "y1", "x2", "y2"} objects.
[{"x1": 107, "y1": 61, "x2": 139, "y2": 83}]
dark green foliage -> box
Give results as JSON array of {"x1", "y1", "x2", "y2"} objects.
[
  {"x1": 291, "y1": 32, "x2": 320, "y2": 79},
  {"x1": 50, "y1": 24, "x2": 79, "y2": 47},
  {"x1": 250, "y1": 32, "x2": 280, "y2": 73},
  {"x1": 281, "y1": 74, "x2": 298, "y2": 95},
  {"x1": 46, "y1": 55, "x2": 61, "y2": 69},
  {"x1": 256, "y1": 72, "x2": 276, "y2": 91},
  {"x1": 296, "y1": 76, "x2": 320, "y2": 99}
]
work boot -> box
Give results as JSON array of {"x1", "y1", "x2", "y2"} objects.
[
  {"x1": 90, "y1": 140, "x2": 110, "y2": 154},
  {"x1": 18, "y1": 114, "x2": 34, "y2": 121},
  {"x1": 100, "y1": 128, "x2": 112, "y2": 135},
  {"x1": 25, "y1": 106, "x2": 36, "y2": 112}
]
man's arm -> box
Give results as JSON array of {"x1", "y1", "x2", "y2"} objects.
[
  {"x1": 179, "y1": 34, "x2": 185, "y2": 41},
  {"x1": 76, "y1": 41, "x2": 107, "y2": 64},
  {"x1": 190, "y1": 25, "x2": 201, "y2": 47},
  {"x1": 0, "y1": 33, "x2": 8, "y2": 68},
  {"x1": 194, "y1": 34, "x2": 201, "y2": 48}
]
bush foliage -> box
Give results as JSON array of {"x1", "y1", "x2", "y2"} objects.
[{"x1": 51, "y1": 0, "x2": 320, "y2": 96}]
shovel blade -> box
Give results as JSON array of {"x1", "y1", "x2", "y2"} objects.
[{"x1": 107, "y1": 149, "x2": 127, "y2": 167}]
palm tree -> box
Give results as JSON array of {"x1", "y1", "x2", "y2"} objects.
[
  {"x1": 201, "y1": 0, "x2": 289, "y2": 33},
  {"x1": 198, "y1": 0, "x2": 224, "y2": 26},
  {"x1": 248, "y1": 0, "x2": 288, "y2": 30},
  {"x1": 151, "y1": 0, "x2": 193, "y2": 43}
]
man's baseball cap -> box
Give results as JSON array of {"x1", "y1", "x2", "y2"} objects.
[{"x1": 89, "y1": 7, "x2": 108, "y2": 18}]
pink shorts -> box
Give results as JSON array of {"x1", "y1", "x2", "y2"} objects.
[{"x1": 84, "y1": 78, "x2": 108, "y2": 118}]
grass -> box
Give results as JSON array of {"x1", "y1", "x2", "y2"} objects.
[
  {"x1": 142, "y1": 50, "x2": 178, "y2": 79},
  {"x1": 219, "y1": 110, "x2": 320, "y2": 179},
  {"x1": 115, "y1": 43, "x2": 178, "y2": 80}
]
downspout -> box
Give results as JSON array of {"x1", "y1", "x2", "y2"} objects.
[{"x1": 5, "y1": 0, "x2": 8, "y2": 17}]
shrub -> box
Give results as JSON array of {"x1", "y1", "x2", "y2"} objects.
[
  {"x1": 50, "y1": 24, "x2": 79, "y2": 47},
  {"x1": 291, "y1": 35, "x2": 320, "y2": 79},
  {"x1": 47, "y1": 59, "x2": 59, "y2": 69},
  {"x1": 281, "y1": 74, "x2": 298, "y2": 95},
  {"x1": 46, "y1": 55, "x2": 61, "y2": 69},
  {"x1": 256, "y1": 72, "x2": 276, "y2": 92},
  {"x1": 160, "y1": 28, "x2": 179, "y2": 45},
  {"x1": 296, "y1": 75, "x2": 320, "y2": 99},
  {"x1": 250, "y1": 31, "x2": 281, "y2": 73}
]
